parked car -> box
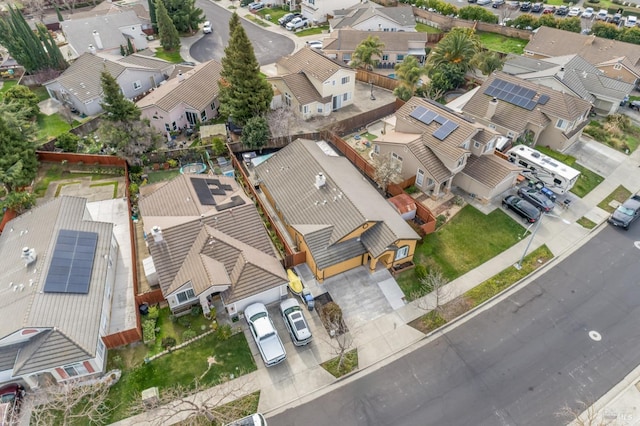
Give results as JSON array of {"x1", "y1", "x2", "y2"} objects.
[
  {"x1": 226, "y1": 413, "x2": 267, "y2": 426},
  {"x1": 520, "y1": 2, "x2": 531, "y2": 11},
  {"x1": 227, "y1": 117, "x2": 243, "y2": 135},
  {"x1": 555, "y1": 5, "x2": 568, "y2": 15},
  {"x1": 517, "y1": 188, "x2": 555, "y2": 212},
  {"x1": 280, "y1": 298, "x2": 313, "y2": 346},
  {"x1": 477, "y1": 0, "x2": 491, "y2": 5},
  {"x1": 507, "y1": 0, "x2": 520, "y2": 8},
  {"x1": 567, "y1": 7, "x2": 581, "y2": 17},
  {"x1": 630, "y1": 100, "x2": 640, "y2": 111},
  {"x1": 305, "y1": 40, "x2": 323, "y2": 49},
  {"x1": 612, "y1": 13, "x2": 623, "y2": 25},
  {"x1": 608, "y1": 194, "x2": 640, "y2": 229},
  {"x1": 625, "y1": 15, "x2": 638, "y2": 27},
  {"x1": 278, "y1": 12, "x2": 300, "y2": 26},
  {"x1": 0, "y1": 384, "x2": 19, "y2": 404},
  {"x1": 202, "y1": 21, "x2": 212, "y2": 34},
  {"x1": 531, "y1": 2, "x2": 543, "y2": 12},
  {"x1": 286, "y1": 16, "x2": 309, "y2": 30},
  {"x1": 542, "y1": 5, "x2": 555, "y2": 14},
  {"x1": 596, "y1": 9, "x2": 608, "y2": 20},
  {"x1": 492, "y1": 0, "x2": 505, "y2": 8},
  {"x1": 582, "y1": 7, "x2": 594, "y2": 18},
  {"x1": 502, "y1": 195, "x2": 541, "y2": 223},
  {"x1": 245, "y1": 303, "x2": 286, "y2": 367},
  {"x1": 248, "y1": 1, "x2": 265, "y2": 11}
]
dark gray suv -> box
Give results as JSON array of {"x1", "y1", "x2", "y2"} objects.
[
  {"x1": 517, "y1": 188, "x2": 555, "y2": 212},
  {"x1": 503, "y1": 195, "x2": 541, "y2": 223}
]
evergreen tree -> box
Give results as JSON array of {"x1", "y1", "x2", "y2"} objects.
[
  {"x1": 100, "y1": 70, "x2": 140, "y2": 122},
  {"x1": 127, "y1": 38, "x2": 134, "y2": 55},
  {"x1": 0, "y1": 114, "x2": 37, "y2": 193},
  {"x1": 55, "y1": 5, "x2": 64, "y2": 22},
  {"x1": 218, "y1": 14, "x2": 272, "y2": 125},
  {"x1": 148, "y1": 0, "x2": 157, "y2": 32},
  {"x1": 164, "y1": 0, "x2": 205, "y2": 34},
  {"x1": 155, "y1": 0, "x2": 180, "y2": 52},
  {"x1": 3, "y1": 84, "x2": 40, "y2": 119},
  {"x1": 241, "y1": 116, "x2": 269, "y2": 152}
]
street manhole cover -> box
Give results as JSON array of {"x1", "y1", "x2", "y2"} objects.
[{"x1": 589, "y1": 330, "x2": 602, "y2": 341}]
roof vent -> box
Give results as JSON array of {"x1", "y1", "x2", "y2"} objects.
[
  {"x1": 151, "y1": 226, "x2": 163, "y2": 243},
  {"x1": 314, "y1": 172, "x2": 326, "y2": 189},
  {"x1": 178, "y1": 71, "x2": 184, "y2": 82},
  {"x1": 22, "y1": 247, "x2": 37, "y2": 266},
  {"x1": 88, "y1": 44, "x2": 97, "y2": 55}
]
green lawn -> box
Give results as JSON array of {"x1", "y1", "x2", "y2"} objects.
[
  {"x1": 147, "y1": 307, "x2": 217, "y2": 356},
  {"x1": 105, "y1": 332, "x2": 256, "y2": 423},
  {"x1": 145, "y1": 169, "x2": 181, "y2": 184},
  {"x1": 36, "y1": 113, "x2": 72, "y2": 142},
  {"x1": 154, "y1": 48, "x2": 184, "y2": 63},
  {"x1": 245, "y1": 14, "x2": 271, "y2": 27},
  {"x1": 477, "y1": 32, "x2": 528, "y2": 54},
  {"x1": 0, "y1": 79, "x2": 17, "y2": 97},
  {"x1": 397, "y1": 205, "x2": 526, "y2": 300},
  {"x1": 257, "y1": 7, "x2": 288, "y2": 22},
  {"x1": 576, "y1": 217, "x2": 597, "y2": 229},
  {"x1": 33, "y1": 163, "x2": 103, "y2": 198},
  {"x1": 31, "y1": 85, "x2": 50, "y2": 102},
  {"x1": 295, "y1": 26, "x2": 329, "y2": 37},
  {"x1": 597, "y1": 185, "x2": 632, "y2": 213},
  {"x1": 415, "y1": 22, "x2": 442, "y2": 33},
  {"x1": 535, "y1": 146, "x2": 604, "y2": 198}
]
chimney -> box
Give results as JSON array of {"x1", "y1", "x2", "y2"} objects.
[
  {"x1": 314, "y1": 172, "x2": 326, "y2": 189},
  {"x1": 92, "y1": 31, "x2": 103, "y2": 50},
  {"x1": 21, "y1": 247, "x2": 37, "y2": 266},
  {"x1": 88, "y1": 44, "x2": 96, "y2": 55},
  {"x1": 151, "y1": 226, "x2": 163, "y2": 243},
  {"x1": 178, "y1": 71, "x2": 184, "y2": 82},
  {"x1": 485, "y1": 97, "x2": 498, "y2": 120}
]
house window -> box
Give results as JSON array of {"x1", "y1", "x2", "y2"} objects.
[
  {"x1": 285, "y1": 92, "x2": 292, "y2": 107},
  {"x1": 556, "y1": 119, "x2": 567, "y2": 129},
  {"x1": 488, "y1": 124, "x2": 496, "y2": 130},
  {"x1": 507, "y1": 131, "x2": 516, "y2": 138},
  {"x1": 97, "y1": 339, "x2": 105, "y2": 360},
  {"x1": 164, "y1": 123, "x2": 171, "y2": 132},
  {"x1": 176, "y1": 288, "x2": 195, "y2": 304},
  {"x1": 457, "y1": 157, "x2": 465, "y2": 167},
  {"x1": 201, "y1": 110, "x2": 207, "y2": 121},
  {"x1": 462, "y1": 141, "x2": 469, "y2": 149},
  {"x1": 343, "y1": 53, "x2": 352, "y2": 61},
  {"x1": 427, "y1": 178, "x2": 434, "y2": 187},
  {"x1": 474, "y1": 141, "x2": 480, "y2": 149},
  {"x1": 64, "y1": 363, "x2": 89, "y2": 378},
  {"x1": 397, "y1": 54, "x2": 405, "y2": 61},
  {"x1": 303, "y1": 105, "x2": 310, "y2": 114},
  {"x1": 317, "y1": 105, "x2": 323, "y2": 113},
  {"x1": 613, "y1": 63, "x2": 622, "y2": 70},
  {"x1": 341, "y1": 76, "x2": 350, "y2": 84},
  {"x1": 395, "y1": 245, "x2": 409, "y2": 261},
  {"x1": 382, "y1": 54, "x2": 389, "y2": 61},
  {"x1": 133, "y1": 80, "x2": 142, "y2": 90},
  {"x1": 483, "y1": 141, "x2": 494, "y2": 153},
  {"x1": 210, "y1": 102, "x2": 216, "y2": 111},
  {"x1": 391, "y1": 152, "x2": 403, "y2": 167},
  {"x1": 308, "y1": 0, "x2": 315, "y2": 4},
  {"x1": 416, "y1": 168, "x2": 425, "y2": 186},
  {"x1": 343, "y1": 92, "x2": 351, "y2": 102},
  {"x1": 383, "y1": 28, "x2": 389, "y2": 32},
  {"x1": 172, "y1": 121, "x2": 177, "y2": 131}
]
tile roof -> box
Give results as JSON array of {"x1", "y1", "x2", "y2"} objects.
[
  {"x1": 525, "y1": 26, "x2": 640, "y2": 76},
  {"x1": 269, "y1": 73, "x2": 330, "y2": 106},
  {"x1": 330, "y1": 5, "x2": 415, "y2": 30},
  {"x1": 117, "y1": 53, "x2": 173, "y2": 71},
  {"x1": 276, "y1": 47, "x2": 351, "y2": 82},
  {"x1": 62, "y1": 10, "x2": 143, "y2": 54},
  {"x1": 323, "y1": 29, "x2": 428, "y2": 52},
  {"x1": 137, "y1": 60, "x2": 223, "y2": 112},
  {"x1": 254, "y1": 139, "x2": 419, "y2": 266},
  {"x1": 139, "y1": 174, "x2": 286, "y2": 303},
  {"x1": 461, "y1": 72, "x2": 592, "y2": 133},
  {"x1": 462, "y1": 154, "x2": 522, "y2": 188},
  {"x1": 0, "y1": 196, "x2": 113, "y2": 367}
]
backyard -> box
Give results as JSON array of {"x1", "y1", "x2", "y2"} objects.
[
  {"x1": 396, "y1": 205, "x2": 526, "y2": 300},
  {"x1": 477, "y1": 32, "x2": 528, "y2": 55}
]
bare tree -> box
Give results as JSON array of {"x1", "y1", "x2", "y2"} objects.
[
  {"x1": 58, "y1": 103, "x2": 75, "y2": 126},
  {"x1": 412, "y1": 268, "x2": 450, "y2": 314},
  {"x1": 267, "y1": 106, "x2": 295, "y2": 146},
  {"x1": 319, "y1": 302, "x2": 355, "y2": 374},
  {"x1": 25, "y1": 380, "x2": 114, "y2": 426},
  {"x1": 555, "y1": 398, "x2": 611, "y2": 426},
  {"x1": 128, "y1": 378, "x2": 258, "y2": 425},
  {"x1": 372, "y1": 152, "x2": 401, "y2": 194}
]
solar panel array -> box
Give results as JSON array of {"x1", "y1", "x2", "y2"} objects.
[
  {"x1": 409, "y1": 105, "x2": 460, "y2": 141},
  {"x1": 190, "y1": 178, "x2": 234, "y2": 206},
  {"x1": 44, "y1": 230, "x2": 98, "y2": 294},
  {"x1": 484, "y1": 78, "x2": 546, "y2": 111}
]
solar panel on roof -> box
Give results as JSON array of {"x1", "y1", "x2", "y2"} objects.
[
  {"x1": 485, "y1": 78, "x2": 547, "y2": 111},
  {"x1": 434, "y1": 114, "x2": 447, "y2": 125},
  {"x1": 191, "y1": 178, "x2": 216, "y2": 205},
  {"x1": 43, "y1": 230, "x2": 98, "y2": 294},
  {"x1": 432, "y1": 120, "x2": 459, "y2": 141},
  {"x1": 538, "y1": 94, "x2": 550, "y2": 105},
  {"x1": 410, "y1": 106, "x2": 428, "y2": 121},
  {"x1": 421, "y1": 110, "x2": 438, "y2": 124}
]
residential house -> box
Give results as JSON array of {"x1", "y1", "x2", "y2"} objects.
[
  {"x1": 61, "y1": 10, "x2": 149, "y2": 58},
  {"x1": 323, "y1": 29, "x2": 429, "y2": 66},
  {"x1": 44, "y1": 52, "x2": 175, "y2": 117},
  {"x1": 524, "y1": 26, "x2": 640, "y2": 86},
  {"x1": 372, "y1": 97, "x2": 522, "y2": 203},
  {"x1": 268, "y1": 48, "x2": 356, "y2": 120},
  {"x1": 138, "y1": 175, "x2": 288, "y2": 318},
  {"x1": 503, "y1": 54, "x2": 633, "y2": 116},
  {"x1": 254, "y1": 139, "x2": 420, "y2": 281},
  {"x1": 300, "y1": 0, "x2": 360, "y2": 24},
  {"x1": 460, "y1": 72, "x2": 593, "y2": 152},
  {"x1": 330, "y1": 4, "x2": 416, "y2": 32},
  {"x1": 0, "y1": 197, "x2": 119, "y2": 389},
  {"x1": 138, "y1": 60, "x2": 223, "y2": 134}
]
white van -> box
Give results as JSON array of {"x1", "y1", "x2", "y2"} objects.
[{"x1": 626, "y1": 15, "x2": 638, "y2": 27}]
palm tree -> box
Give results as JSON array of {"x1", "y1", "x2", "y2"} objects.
[
  {"x1": 472, "y1": 51, "x2": 504, "y2": 76},
  {"x1": 351, "y1": 36, "x2": 385, "y2": 71},
  {"x1": 393, "y1": 56, "x2": 426, "y2": 96},
  {"x1": 427, "y1": 28, "x2": 480, "y2": 74}
]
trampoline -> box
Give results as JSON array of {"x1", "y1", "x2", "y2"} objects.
[{"x1": 180, "y1": 163, "x2": 207, "y2": 174}]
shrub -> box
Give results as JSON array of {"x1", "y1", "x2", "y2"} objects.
[
  {"x1": 129, "y1": 183, "x2": 139, "y2": 196},
  {"x1": 161, "y1": 337, "x2": 177, "y2": 349},
  {"x1": 167, "y1": 159, "x2": 178, "y2": 168},
  {"x1": 191, "y1": 306, "x2": 202, "y2": 317},
  {"x1": 321, "y1": 301, "x2": 343, "y2": 325},
  {"x1": 405, "y1": 185, "x2": 419, "y2": 194},
  {"x1": 436, "y1": 214, "x2": 447, "y2": 229},
  {"x1": 182, "y1": 330, "x2": 197, "y2": 341},
  {"x1": 216, "y1": 324, "x2": 233, "y2": 340},
  {"x1": 452, "y1": 195, "x2": 464, "y2": 206},
  {"x1": 212, "y1": 137, "x2": 226, "y2": 156},
  {"x1": 169, "y1": 314, "x2": 177, "y2": 323},
  {"x1": 147, "y1": 305, "x2": 159, "y2": 320},
  {"x1": 142, "y1": 319, "x2": 156, "y2": 344},
  {"x1": 178, "y1": 316, "x2": 191, "y2": 328},
  {"x1": 415, "y1": 264, "x2": 428, "y2": 280}
]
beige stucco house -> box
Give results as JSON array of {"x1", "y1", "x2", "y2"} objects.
[{"x1": 268, "y1": 47, "x2": 356, "y2": 120}]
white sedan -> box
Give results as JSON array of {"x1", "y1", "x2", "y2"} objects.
[
  {"x1": 582, "y1": 7, "x2": 594, "y2": 18},
  {"x1": 202, "y1": 21, "x2": 212, "y2": 34},
  {"x1": 477, "y1": 0, "x2": 491, "y2": 5},
  {"x1": 305, "y1": 40, "x2": 323, "y2": 49},
  {"x1": 568, "y1": 7, "x2": 581, "y2": 17}
]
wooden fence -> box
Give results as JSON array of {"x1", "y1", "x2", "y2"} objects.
[
  {"x1": 135, "y1": 289, "x2": 166, "y2": 306},
  {"x1": 36, "y1": 151, "x2": 128, "y2": 166},
  {"x1": 355, "y1": 69, "x2": 400, "y2": 92},
  {"x1": 102, "y1": 328, "x2": 142, "y2": 349}
]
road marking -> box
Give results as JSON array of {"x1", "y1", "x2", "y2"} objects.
[
  {"x1": 589, "y1": 330, "x2": 602, "y2": 341},
  {"x1": 634, "y1": 241, "x2": 640, "y2": 250}
]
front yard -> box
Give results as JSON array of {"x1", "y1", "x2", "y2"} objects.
[
  {"x1": 397, "y1": 205, "x2": 526, "y2": 300},
  {"x1": 583, "y1": 116, "x2": 640, "y2": 154}
]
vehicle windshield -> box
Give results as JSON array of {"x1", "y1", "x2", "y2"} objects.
[{"x1": 616, "y1": 205, "x2": 635, "y2": 216}]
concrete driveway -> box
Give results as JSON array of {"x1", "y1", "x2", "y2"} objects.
[{"x1": 564, "y1": 136, "x2": 629, "y2": 177}]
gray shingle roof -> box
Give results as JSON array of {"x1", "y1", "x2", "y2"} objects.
[
  {"x1": 137, "y1": 60, "x2": 223, "y2": 112},
  {"x1": 323, "y1": 29, "x2": 428, "y2": 52},
  {"x1": 330, "y1": 5, "x2": 415, "y2": 30},
  {"x1": 269, "y1": 73, "x2": 330, "y2": 106},
  {"x1": 462, "y1": 72, "x2": 592, "y2": 133},
  {"x1": 138, "y1": 175, "x2": 286, "y2": 303},
  {"x1": 62, "y1": 10, "x2": 143, "y2": 54},
  {"x1": 276, "y1": 47, "x2": 350, "y2": 83},
  {"x1": 0, "y1": 196, "x2": 113, "y2": 367},
  {"x1": 255, "y1": 139, "x2": 419, "y2": 265}
]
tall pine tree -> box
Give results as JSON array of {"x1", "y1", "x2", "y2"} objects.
[
  {"x1": 155, "y1": 0, "x2": 180, "y2": 52},
  {"x1": 100, "y1": 70, "x2": 140, "y2": 123},
  {"x1": 218, "y1": 13, "x2": 272, "y2": 126}
]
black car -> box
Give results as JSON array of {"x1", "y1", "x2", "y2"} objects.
[
  {"x1": 531, "y1": 2, "x2": 543, "y2": 12},
  {"x1": 608, "y1": 194, "x2": 640, "y2": 230},
  {"x1": 612, "y1": 13, "x2": 622, "y2": 24},
  {"x1": 555, "y1": 5, "x2": 568, "y2": 15},
  {"x1": 517, "y1": 188, "x2": 555, "y2": 212},
  {"x1": 502, "y1": 195, "x2": 541, "y2": 223},
  {"x1": 520, "y1": 1, "x2": 531, "y2": 11}
]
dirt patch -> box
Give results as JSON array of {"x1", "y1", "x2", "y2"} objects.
[
  {"x1": 408, "y1": 296, "x2": 475, "y2": 334},
  {"x1": 314, "y1": 292, "x2": 349, "y2": 336}
]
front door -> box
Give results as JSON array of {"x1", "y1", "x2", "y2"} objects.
[{"x1": 332, "y1": 95, "x2": 341, "y2": 111}]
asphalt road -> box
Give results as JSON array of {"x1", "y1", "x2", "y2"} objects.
[
  {"x1": 191, "y1": 0, "x2": 295, "y2": 65},
  {"x1": 270, "y1": 225, "x2": 640, "y2": 426}
]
